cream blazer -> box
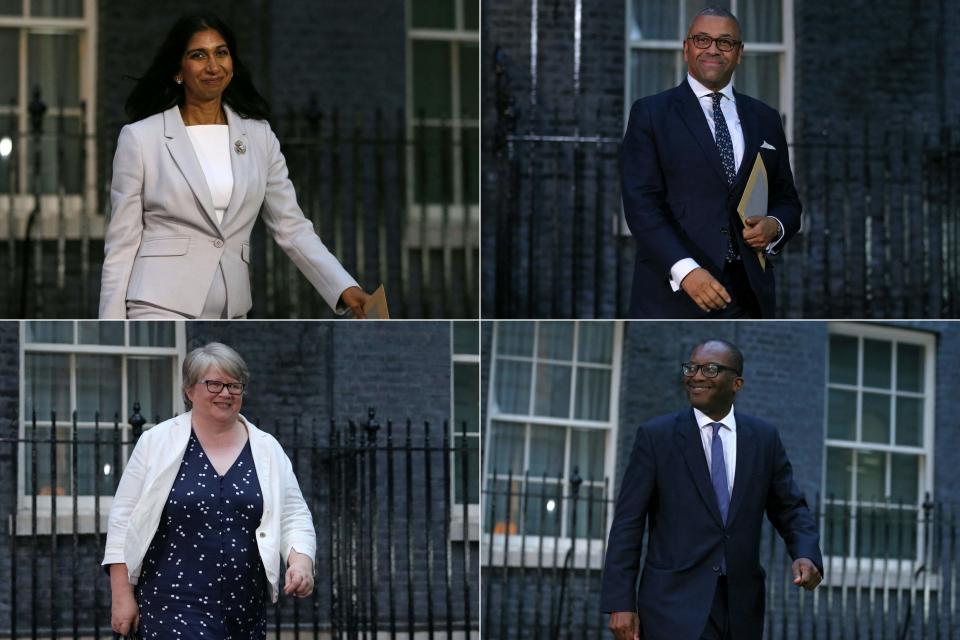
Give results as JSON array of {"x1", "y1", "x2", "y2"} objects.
[
  {"x1": 99, "y1": 104, "x2": 358, "y2": 318},
  {"x1": 100, "y1": 412, "x2": 316, "y2": 603}
]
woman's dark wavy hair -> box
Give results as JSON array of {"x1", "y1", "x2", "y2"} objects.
[{"x1": 124, "y1": 14, "x2": 270, "y2": 123}]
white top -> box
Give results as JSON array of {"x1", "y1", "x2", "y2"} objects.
[
  {"x1": 694, "y1": 405, "x2": 737, "y2": 495},
  {"x1": 186, "y1": 124, "x2": 233, "y2": 225},
  {"x1": 666, "y1": 75, "x2": 785, "y2": 292}
]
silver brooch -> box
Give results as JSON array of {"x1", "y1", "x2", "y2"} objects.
[{"x1": 234, "y1": 139, "x2": 246, "y2": 155}]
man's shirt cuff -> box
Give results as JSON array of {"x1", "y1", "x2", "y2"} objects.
[
  {"x1": 765, "y1": 216, "x2": 786, "y2": 255},
  {"x1": 669, "y1": 258, "x2": 700, "y2": 292}
]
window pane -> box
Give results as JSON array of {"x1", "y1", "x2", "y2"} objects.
[
  {"x1": 462, "y1": 125, "x2": 478, "y2": 202},
  {"x1": 76, "y1": 427, "x2": 121, "y2": 496},
  {"x1": 736, "y1": 53, "x2": 779, "y2": 112},
  {"x1": 826, "y1": 389, "x2": 856, "y2": 440},
  {"x1": 890, "y1": 454, "x2": 919, "y2": 504},
  {"x1": 78, "y1": 321, "x2": 123, "y2": 345},
  {"x1": 31, "y1": 0, "x2": 82, "y2": 17},
  {"x1": 0, "y1": 1, "x2": 21, "y2": 14},
  {"x1": 28, "y1": 32, "x2": 80, "y2": 108},
  {"x1": 0, "y1": 29, "x2": 17, "y2": 105},
  {"x1": 26, "y1": 115, "x2": 83, "y2": 193},
  {"x1": 524, "y1": 480, "x2": 563, "y2": 536},
  {"x1": 861, "y1": 392, "x2": 890, "y2": 443},
  {"x1": 26, "y1": 320, "x2": 72, "y2": 343},
  {"x1": 824, "y1": 503, "x2": 850, "y2": 557},
  {"x1": 630, "y1": 50, "x2": 680, "y2": 102},
  {"x1": 494, "y1": 359, "x2": 531, "y2": 414},
  {"x1": 488, "y1": 420, "x2": 524, "y2": 475},
  {"x1": 413, "y1": 124, "x2": 453, "y2": 203},
  {"x1": 463, "y1": 0, "x2": 478, "y2": 30},
  {"x1": 574, "y1": 367, "x2": 611, "y2": 421},
  {"x1": 411, "y1": 0, "x2": 454, "y2": 29},
  {"x1": 76, "y1": 354, "x2": 122, "y2": 422},
  {"x1": 568, "y1": 485, "x2": 605, "y2": 539},
  {"x1": 538, "y1": 322, "x2": 573, "y2": 360},
  {"x1": 861, "y1": 507, "x2": 919, "y2": 560},
  {"x1": 528, "y1": 425, "x2": 565, "y2": 477},
  {"x1": 856, "y1": 450, "x2": 885, "y2": 501},
  {"x1": 129, "y1": 321, "x2": 175, "y2": 347},
  {"x1": 896, "y1": 343, "x2": 924, "y2": 392},
  {"x1": 825, "y1": 447, "x2": 852, "y2": 501},
  {"x1": 886, "y1": 507, "x2": 918, "y2": 559},
  {"x1": 454, "y1": 434, "x2": 479, "y2": 503},
  {"x1": 857, "y1": 507, "x2": 887, "y2": 558},
  {"x1": 569, "y1": 429, "x2": 605, "y2": 481},
  {"x1": 459, "y1": 43, "x2": 478, "y2": 119},
  {"x1": 25, "y1": 353, "x2": 70, "y2": 419},
  {"x1": 412, "y1": 40, "x2": 451, "y2": 118},
  {"x1": 828, "y1": 334, "x2": 857, "y2": 384},
  {"x1": 895, "y1": 396, "x2": 923, "y2": 447},
  {"x1": 578, "y1": 323, "x2": 614, "y2": 364},
  {"x1": 452, "y1": 321, "x2": 478, "y2": 354},
  {"x1": 534, "y1": 363, "x2": 571, "y2": 417},
  {"x1": 453, "y1": 361, "x2": 478, "y2": 433},
  {"x1": 127, "y1": 357, "x2": 172, "y2": 423},
  {"x1": 739, "y1": 0, "x2": 782, "y2": 42},
  {"x1": 23, "y1": 425, "x2": 71, "y2": 496},
  {"x1": 496, "y1": 323, "x2": 534, "y2": 356},
  {"x1": 630, "y1": 0, "x2": 680, "y2": 40},
  {"x1": 863, "y1": 339, "x2": 892, "y2": 388},
  {"x1": 484, "y1": 478, "x2": 521, "y2": 534}
]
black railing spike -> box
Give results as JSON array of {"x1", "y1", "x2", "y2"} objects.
[
  {"x1": 129, "y1": 401, "x2": 146, "y2": 441},
  {"x1": 364, "y1": 407, "x2": 380, "y2": 443},
  {"x1": 28, "y1": 86, "x2": 46, "y2": 134},
  {"x1": 569, "y1": 466, "x2": 583, "y2": 495}
]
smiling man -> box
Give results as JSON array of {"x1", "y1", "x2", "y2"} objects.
[
  {"x1": 621, "y1": 7, "x2": 802, "y2": 318},
  {"x1": 599, "y1": 339, "x2": 823, "y2": 640}
]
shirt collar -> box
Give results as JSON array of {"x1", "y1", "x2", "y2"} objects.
[
  {"x1": 694, "y1": 405, "x2": 737, "y2": 433},
  {"x1": 687, "y1": 73, "x2": 736, "y2": 103}
]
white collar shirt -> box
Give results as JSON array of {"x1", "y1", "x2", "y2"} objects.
[{"x1": 694, "y1": 405, "x2": 737, "y2": 495}]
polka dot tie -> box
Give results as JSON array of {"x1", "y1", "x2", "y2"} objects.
[{"x1": 712, "y1": 92, "x2": 742, "y2": 263}]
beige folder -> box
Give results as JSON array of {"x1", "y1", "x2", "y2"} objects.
[
  {"x1": 737, "y1": 154, "x2": 768, "y2": 271},
  {"x1": 362, "y1": 284, "x2": 390, "y2": 319}
]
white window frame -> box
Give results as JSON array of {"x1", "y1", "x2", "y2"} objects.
[
  {"x1": 404, "y1": 0, "x2": 479, "y2": 250},
  {"x1": 821, "y1": 322, "x2": 937, "y2": 588},
  {"x1": 450, "y1": 319, "x2": 479, "y2": 541},
  {"x1": 482, "y1": 321, "x2": 623, "y2": 568},
  {"x1": 0, "y1": 0, "x2": 101, "y2": 240},
  {"x1": 12, "y1": 320, "x2": 186, "y2": 536},
  {"x1": 623, "y1": 0, "x2": 794, "y2": 143}
]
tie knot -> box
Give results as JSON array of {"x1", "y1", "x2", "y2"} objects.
[
  {"x1": 711, "y1": 422, "x2": 724, "y2": 436},
  {"x1": 711, "y1": 92, "x2": 724, "y2": 107}
]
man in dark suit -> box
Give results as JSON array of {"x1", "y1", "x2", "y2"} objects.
[
  {"x1": 600, "y1": 339, "x2": 823, "y2": 640},
  {"x1": 621, "y1": 7, "x2": 802, "y2": 318}
]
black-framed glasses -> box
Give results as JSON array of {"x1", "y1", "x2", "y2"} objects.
[
  {"x1": 200, "y1": 379, "x2": 245, "y2": 395},
  {"x1": 681, "y1": 362, "x2": 741, "y2": 378},
  {"x1": 687, "y1": 34, "x2": 741, "y2": 52}
]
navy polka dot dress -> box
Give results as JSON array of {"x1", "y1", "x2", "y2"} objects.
[{"x1": 135, "y1": 430, "x2": 267, "y2": 639}]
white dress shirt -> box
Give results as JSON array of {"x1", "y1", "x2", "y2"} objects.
[
  {"x1": 694, "y1": 405, "x2": 737, "y2": 495},
  {"x1": 186, "y1": 124, "x2": 233, "y2": 225},
  {"x1": 668, "y1": 74, "x2": 784, "y2": 292}
]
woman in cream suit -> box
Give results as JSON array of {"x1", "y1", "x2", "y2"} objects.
[{"x1": 99, "y1": 14, "x2": 369, "y2": 319}]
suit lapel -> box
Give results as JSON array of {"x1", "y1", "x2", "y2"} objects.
[
  {"x1": 673, "y1": 81, "x2": 729, "y2": 187},
  {"x1": 726, "y1": 415, "x2": 756, "y2": 527},
  {"x1": 221, "y1": 104, "x2": 249, "y2": 236},
  {"x1": 733, "y1": 90, "x2": 761, "y2": 187},
  {"x1": 675, "y1": 409, "x2": 725, "y2": 527},
  {"x1": 162, "y1": 105, "x2": 223, "y2": 238}
]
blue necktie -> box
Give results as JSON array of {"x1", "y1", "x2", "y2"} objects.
[
  {"x1": 711, "y1": 92, "x2": 741, "y2": 263},
  {"x1": 711, "y1": 422, "x2": 730, "y2": 574}
]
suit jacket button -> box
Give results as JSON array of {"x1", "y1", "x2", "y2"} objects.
[
  {"x1": 213, "y1": 239, "x2": 224, "y2": 248},
  {"x1": 259, "y1": 531, "x2": 266, "y2": 538},
  {"x1": 713, "y1": 564, "x2": 720, "y2": 572}
]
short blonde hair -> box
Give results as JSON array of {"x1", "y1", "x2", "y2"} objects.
[{"x1": 182, "y1": 342, "x2": 250, "y2": 409}]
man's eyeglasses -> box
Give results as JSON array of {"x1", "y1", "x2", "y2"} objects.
[
  {"x1": 681, "y1": 362, "x2": 741, "y2": 378},
  {"x1": 686, "y1": 34, "x2": 741, "y2": 52},
  {"x1": 200, "y1": 379, "x2": 245, "y2": 395}
]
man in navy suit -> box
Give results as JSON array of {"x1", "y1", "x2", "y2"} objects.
[
  {"x1": 621, "y1": 7, "x2": 802, "y2": 318},
  {"x1": 600, "y1": 339, "x2": 823, "y2": 640}
]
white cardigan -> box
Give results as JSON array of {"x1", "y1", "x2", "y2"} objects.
[{"x1": 100, "y1": 411, "x2": 316, "y2": 603}]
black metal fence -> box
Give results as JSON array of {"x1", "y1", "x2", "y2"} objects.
[
  {"x1": 0, "y1": 407, "x2": 479, "y2": 638},
  {"x1": 481, "y1": 471, "x2": 960, "y2": 639},
  {"x1": 0, "y1": 94, "x2": 478, "y2": 319},
  {"x1": 486, "y1": 44, "x2": 960, "y2": 319}
]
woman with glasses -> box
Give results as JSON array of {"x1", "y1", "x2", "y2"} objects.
[{"x1": 102, "y1": 342, "x2": 315, "y2": 639}]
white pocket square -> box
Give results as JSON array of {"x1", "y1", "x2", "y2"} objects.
[{"x1": 761, "y1": 141, "x2": 776, "y2": 150}]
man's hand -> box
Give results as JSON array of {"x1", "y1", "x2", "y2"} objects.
[
  {"x1": 792, "y1": 557, "x2": 822, "y2": 590},
  {"x1": 742, "y1": 216, "x2": 780, "y2": 250},
  {"x1": 608, "y1": 611, "x2": 641, "y2": 640},
  {"x1": 680, "y1": 268, "x2": 731, "y2": 313}
]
